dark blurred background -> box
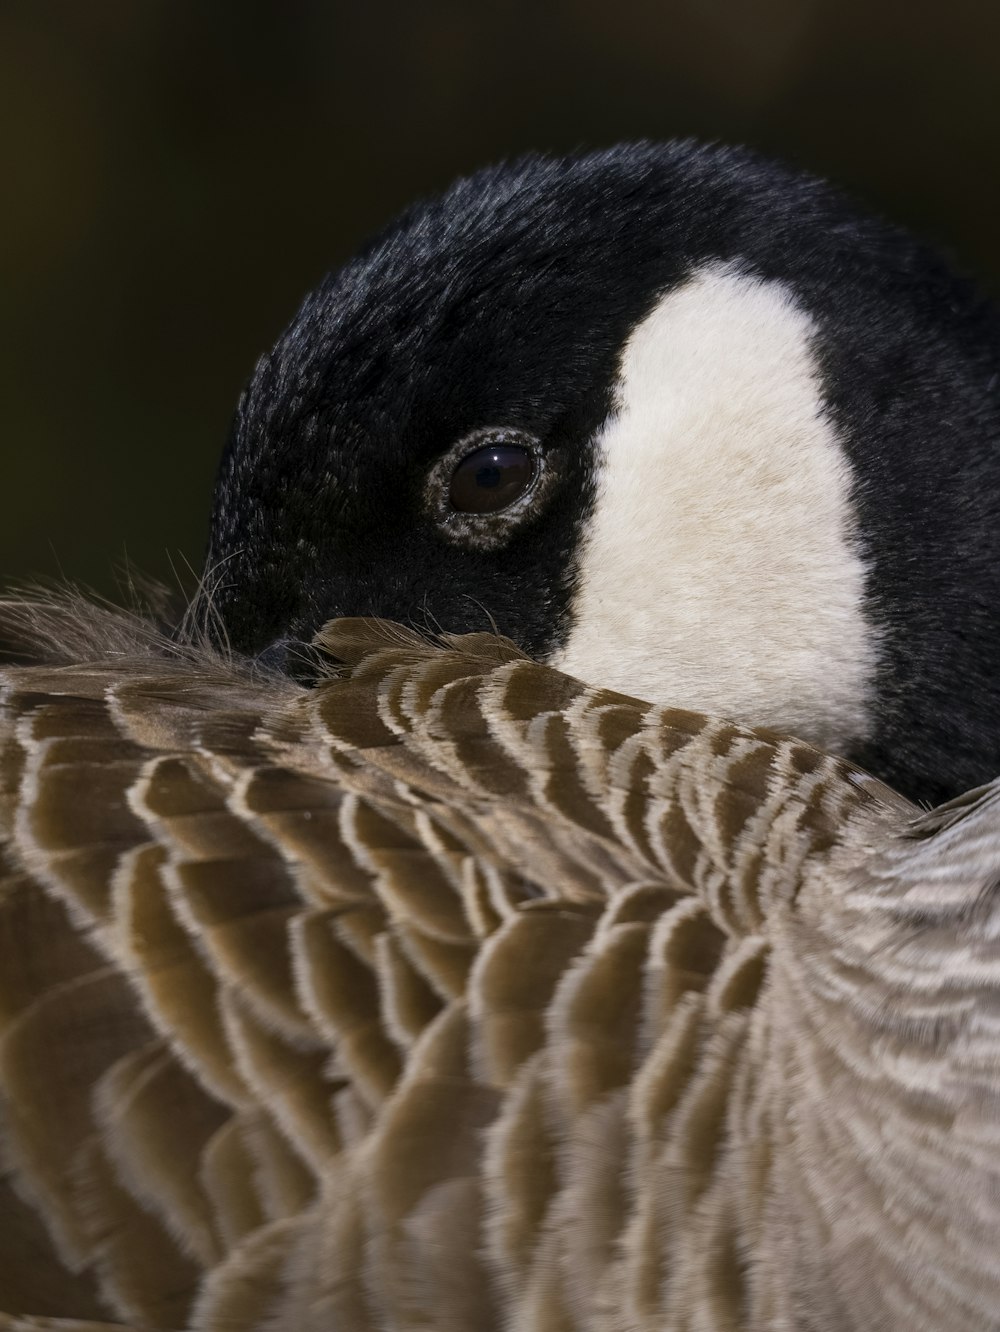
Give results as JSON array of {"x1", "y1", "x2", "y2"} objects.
[{"x1": 3, "y1": 0, "x2": 999, "y2": 597}]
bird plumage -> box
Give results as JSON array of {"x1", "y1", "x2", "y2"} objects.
[{"x1": 1, "y1": 596, "x2": 999, "y2": 1331}]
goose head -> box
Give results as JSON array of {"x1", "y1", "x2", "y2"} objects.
[{"x1": 206, "y1": 141, "x2": 1000, "y2": 805}]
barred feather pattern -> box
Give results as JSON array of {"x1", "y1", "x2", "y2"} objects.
[{"x1": 0, "y1": 606, "x2": 998, "y2": 1331}]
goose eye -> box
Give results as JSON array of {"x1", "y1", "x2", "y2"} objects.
[{"x1": 449, "y1": 443, "x2": 536, "y2": 514}]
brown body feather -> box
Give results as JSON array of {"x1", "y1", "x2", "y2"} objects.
[{"x1": 0, "y1": 600, "x2": 998, "y2": 1330}]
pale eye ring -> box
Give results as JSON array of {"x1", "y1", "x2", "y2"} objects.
[
  {"x1": 448, "y1": 442, "x2": 536, "y2": 513},
  {"x1": 425, "y1": 426, "x2": 552, "y2": 550}
]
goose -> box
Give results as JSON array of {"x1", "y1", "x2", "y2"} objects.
[
  {"x1": 3, "y1": 141, "x2": 1000, "y2": 1332},
  {"x1": 207, "y1": 140, "x2": 1000, "y2": 807},
  {"x1": 0, "y1": 597, "x2": 998, "y2": 1332}
]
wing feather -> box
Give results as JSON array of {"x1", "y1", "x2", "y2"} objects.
[{"x1": 1, "y1": 604, "x2": 997, "y2": 1330}]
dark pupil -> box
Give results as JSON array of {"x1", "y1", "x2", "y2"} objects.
[{"x1": 449, "y1": 443, "x2": 535, "y2": 514}]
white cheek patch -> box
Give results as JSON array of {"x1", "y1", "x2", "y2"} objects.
[{"x1": 549, "y1": 263, "x2": 877, "y2": 753}]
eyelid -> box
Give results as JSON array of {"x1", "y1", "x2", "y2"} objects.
[{"x1": 424, "y1": 426, "x2": 557, "y2": 550}]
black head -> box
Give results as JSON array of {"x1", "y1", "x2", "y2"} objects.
[{"x1": 206, "y1": 142, "x2": 1000, "y2": 804}]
